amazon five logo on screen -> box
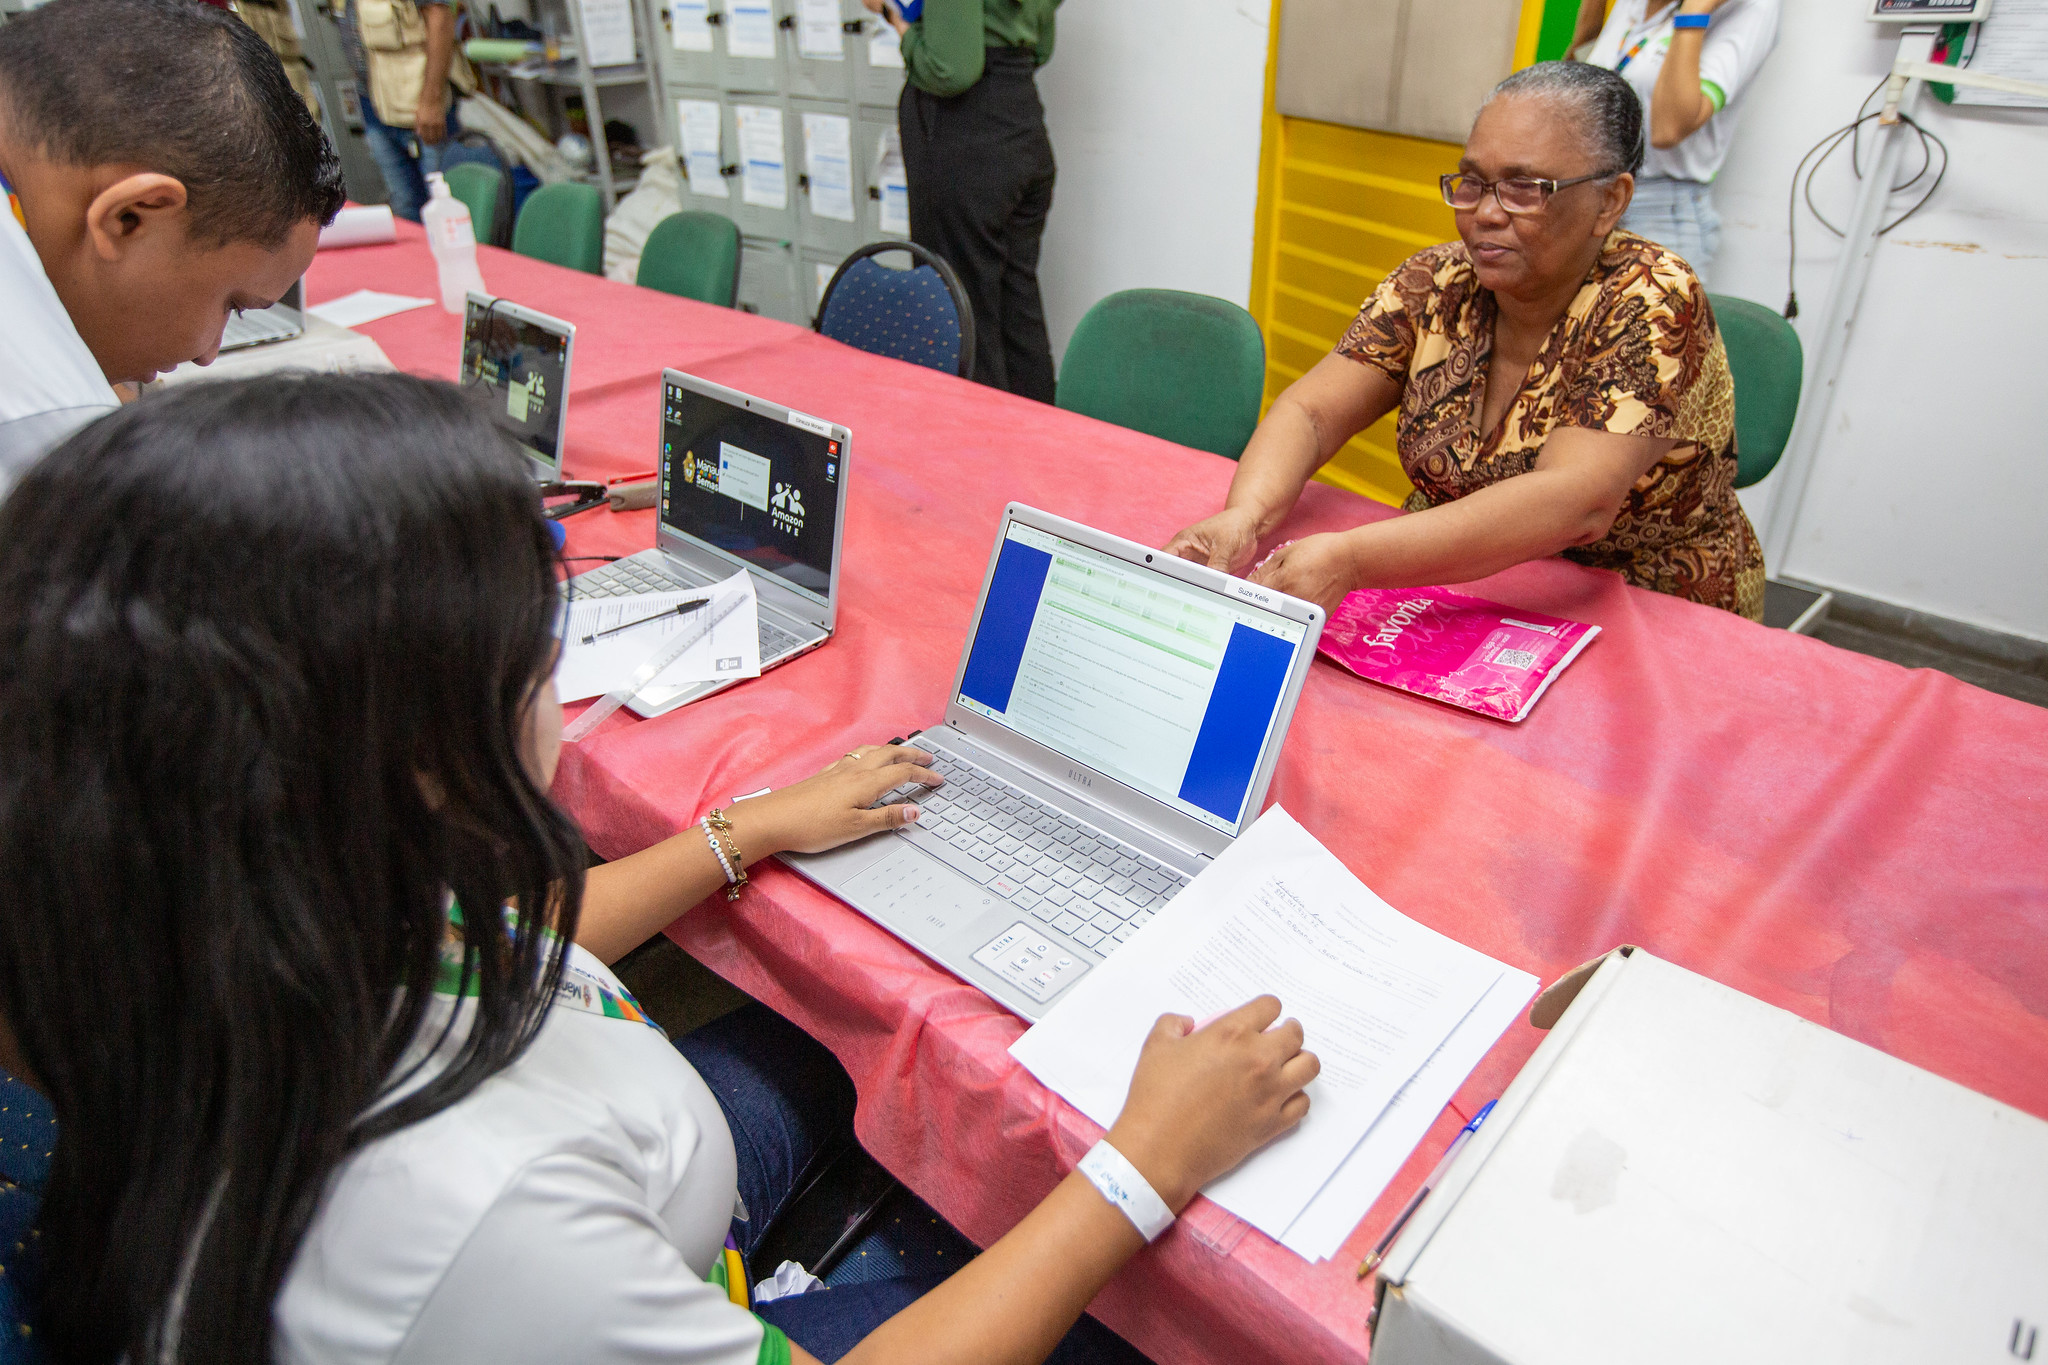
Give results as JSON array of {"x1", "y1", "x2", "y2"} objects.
[{"x1": 771, "y1": 481, "x2": 806, "y2": 536}]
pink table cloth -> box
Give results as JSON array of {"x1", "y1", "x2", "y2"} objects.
[{"x1": 309, "y1": 230, "x2": 2048, "y2": 1364}]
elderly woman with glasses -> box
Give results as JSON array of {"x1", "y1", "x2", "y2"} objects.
[{"x1": 1164, "y1": 61, "x2": 1763, "y2": 621}]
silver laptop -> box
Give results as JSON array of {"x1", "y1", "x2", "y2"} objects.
[
  {"x1": 566, "y1": 368, "x2": 849, "y2": 717},
  {"x1": 460, "y1": 292, "x2": 576, "y2": 482},
  {"x1": 218, "y1": 278, "x2": 305, "y2": 352},
  {"x1": 785, "y1": 504, "x2": 1325, "y2": 1020}
]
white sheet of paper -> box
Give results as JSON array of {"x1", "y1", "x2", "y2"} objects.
[
  {"x1": 814, "y1": 261, "x2": 835, "y2": 304},
  {"x1": 796, "y1": 0, "x2": 844, "y2": 58},
  {"x1": 671, "y1": 0, "x2": 712, "y2": 50},
  {"x1": 801, "y1": 112, "x2": 855, "y2": 222},
  {"x1": 1009, "y1": 808, "x2": 1506, "y2": 1241},
  {"x1": 874, "y1": 127, "x2": 908, "y2": 234},
  {"x1": 678, "y1": 99, "x2": 729, "y2": 198},
  {"x1": 866, "y1": 22, "x2": 902, "y2": 67},
  {"x1": 1277, "y1": 967, "x2": 1537, "y2": 1261},
  {"x1": 554, "y1": 572, "x2": 761, "y2": 703},
  {"x1": 315, "y1": 204, "x2": 396, "y2": 249},
  {"x1": 736, "y1": 104, "x2": 788, "y2": 209},
  {"x1": 726, "y1": 0, "x2": 777, "y2": 58},
  {"x1": 1953, "y1": 0, "x2": 2048, "y2": 107},
  {"x1": 305, "y1": 289, "x2": 434, "y2": 328},
  {"x1": 577, "y1": 0, "x2": 637, "y2": 66}
]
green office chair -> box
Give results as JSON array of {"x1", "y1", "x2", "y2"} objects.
[
  {"x1": 1055, "y1": 289, "x2": 1266, "y2": 460},
  {"x1": 636, "y1": 211, "x2": 741, "y2": 307},
  {"x1": 511, "y1": 182, "x2": 605, "y2": 275},
  {"x1": 1711, "y1": 294, "x2": 1804, "y2": 489},
  {"x1": 440, "y1": 162, "x2": 506, "y2": 249}
]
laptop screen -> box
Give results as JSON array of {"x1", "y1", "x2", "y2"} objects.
[
  {"x1": 460, "y1": 298, "x2": 571, "y2": 473},
  {"x1": 954, "y1": 521, "x2": 1311, "y2": 836},
  {"x1": 659, "y1": 377, "x2": 842, "y2": 600}
]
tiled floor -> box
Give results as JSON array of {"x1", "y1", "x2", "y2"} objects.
[{"x1": 1812, "y1": 607, "x2": 2048, "y2": 709}]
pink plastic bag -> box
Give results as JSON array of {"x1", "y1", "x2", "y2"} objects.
[{"x1": 1317, "y1": 588, "x2": 1600, "y2": 723}]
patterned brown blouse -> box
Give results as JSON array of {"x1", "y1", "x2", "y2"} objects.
[{"x1": 1336, "y1": 230, "x2": 1765, "y2": 620}]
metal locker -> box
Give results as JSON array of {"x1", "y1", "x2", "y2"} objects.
[
  {"x1": 658, "y1": 0, "x2": 721, "y2": 89},
  {"x1": 737, "y1": 236, "x2": 804, "y2": 324},
  {"x1": 802, "y1": 247, "x2": 843, "y2": 323},
  {"x1": 668, "y1": 86, "x2": 735, "y2": 214},
  {"x1": 717, "y1": 0, "x2": 784, "y2": 93},
  {"x1": 792, "y1": 99, "x2": 863, "y2": 258},
  {"x1": 854, "y1": 106, "x2": 906, "y2": 245},
  {"x1": 784, "y1": 0, "x2": 856, "y2": 100},
  {"x1": 724, "y1": 97, "x2": 798, "y2": 240},
  {"x1": 849, "y1": 13, "x2": 905, "y2": 108}
]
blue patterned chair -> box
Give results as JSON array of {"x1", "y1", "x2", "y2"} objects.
[
  {"x1": 0, "y1": 1071, "x2": 54, "y2": 1364},
  {"x1": 814, "y1": 243, "x2": 975, "y2": 381}
]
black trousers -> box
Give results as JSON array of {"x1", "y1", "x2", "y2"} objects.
[{"x1": 898, "y1": 47, "x2": 1057, "y2": 402}]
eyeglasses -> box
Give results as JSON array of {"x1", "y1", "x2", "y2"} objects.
[{"x1": 1439, "y1": 170, "x2": 1621, "y2": 215}]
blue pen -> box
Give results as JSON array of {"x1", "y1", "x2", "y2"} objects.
[{"x1": 1358, "y1": 1100, "x2": 1497, "y2": 1278}]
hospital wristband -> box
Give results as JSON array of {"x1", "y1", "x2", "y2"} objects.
[{"x1": 1078, "y1": 1140, "x2": 1175, "y2": 1242}]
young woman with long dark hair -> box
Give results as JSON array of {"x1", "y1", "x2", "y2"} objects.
[{"x1": 0, "y1": 373, "x2": 1317, "y2": 1365}]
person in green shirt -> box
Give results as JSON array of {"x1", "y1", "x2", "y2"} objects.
[{"x1": 864, "y1": 0, "x2": 1061, "y2": 401}]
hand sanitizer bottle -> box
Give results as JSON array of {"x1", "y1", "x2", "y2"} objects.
[{"x1": 421, "y1": 172, "x2": 486, "y2": 313}]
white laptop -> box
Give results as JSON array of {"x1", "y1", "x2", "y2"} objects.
[
  {"x1": 566, "y1": 368, "x2": 849, "y2": 717},
  {"x1": 218, "y1": 277, "x2": 306, "y2": 352},
  {"x1": 460, "y1": 292, "x2": 576, "y2": 482},
  {"x1": 785, "y1": 504, "x2": 1325, "y2": 1020}
]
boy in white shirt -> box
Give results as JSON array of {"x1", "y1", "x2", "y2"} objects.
[{"x1": 0, "y1": 0, "x2": 344, "y2": 483}]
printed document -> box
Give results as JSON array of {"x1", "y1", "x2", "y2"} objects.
[
  {"x1": 873, "y1": 128, "x2": 909, "y2": 235},
  {"x1": 671, "y1": 0, "x2": 711, "y2": 52},
  {"x1": 1278, "y1": 966, "x2": 1536, "y2": 1261},
  {"x1": 576, "y1": 0, "x2": 636, "y2": 67},
  {"x1": 555, "y1": 570, "x2": 761, "y2": 703},
  {"x1": 796, "y1": 0, "x2": 844, "y2": 59},
  {"x1": 727, "y1": 0, "x2": 777, "y2": 59},
  {"x1": 678, "y1": 100, "x2": 728, "y2": 199},
  {"x1": 736, "y1": 104, "x2": 788, "y2": 209},
  {"x1": 1010, "y1": 807, "x2": 1505, "y2": 1241},
  {"x1": 867, "y1": 22, "x2": 902, "y2": 67},
  {"x1": 802, "y1": 113, "x2": 856, "y2": 223}
]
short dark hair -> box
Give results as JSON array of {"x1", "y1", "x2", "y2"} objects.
[
  {"x1": 1485, "y1": 60, "x2": 1647, "y2": 177},
  {"x1": 0, "y1": 0, "x2": 345, "y2": 246},
  {"x1": 0, "y1": 374, "x2": 582, "y2": 1361}
]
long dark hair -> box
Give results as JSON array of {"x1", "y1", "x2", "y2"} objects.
[{"x1": 0, "y1": 373, "x2": 587, "y2": 1362}]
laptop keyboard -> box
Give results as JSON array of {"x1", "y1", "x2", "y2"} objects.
[
  {"x1": 220, "y1": 308, "x2": 300, "y2": 350},
  {"x1": 880, "y1": 744, "x2": 1193, "y2": 958},
  {"x1": 571, "y1": 557, "x2": 806, "y2": 660}
]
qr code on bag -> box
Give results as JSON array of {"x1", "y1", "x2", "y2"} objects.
[{"x1": 1493, "y1": 647, "x2": 1540, "y2": 670}]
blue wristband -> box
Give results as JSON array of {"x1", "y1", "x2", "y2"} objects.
[{"x1": 1673, "y1": 12, "x2": 1711, "y2": 28}]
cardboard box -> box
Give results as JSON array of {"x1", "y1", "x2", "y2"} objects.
[{"x1": 1371, "y1": 947, "x2": 2048, "y2": 1365}]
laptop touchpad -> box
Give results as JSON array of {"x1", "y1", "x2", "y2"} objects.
[{"x1": 843, "y1": 846, "x2": 1001, "y2": 943}]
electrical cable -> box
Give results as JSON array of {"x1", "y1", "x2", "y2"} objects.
[{"x1": 1782, "y1": 77, "x2": 1948, "y2": 319}]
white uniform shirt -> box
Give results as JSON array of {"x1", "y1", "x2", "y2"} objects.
[
  {"x1": 1585, "y1": 0, "x2": 1781, "y2": 184},
  {"x1": 277, "y1": 944, "x2": 780, "y2": 1365},
  {"x1": 0, "y1": 203, "x2": 120, "y2": 490}
]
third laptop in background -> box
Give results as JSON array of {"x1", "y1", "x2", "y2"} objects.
[{"x1": 786, "y1": 503, "x2": 1324, "y2": 1020}]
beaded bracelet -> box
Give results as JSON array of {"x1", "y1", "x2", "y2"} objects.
[{"x1": 703, "y1": 807, "x2": 747, "y2": 901}]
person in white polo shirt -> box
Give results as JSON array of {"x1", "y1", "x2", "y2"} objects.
[
  {"x1": 1575, "y1": 0, "x2": 1781, "y2": 283},
  {"x1": 0, "y1": 372, "x2": 1319, "y2": 1365},
  {"x1": 0, "y1": 0, "x2": 343, "y2": 485}
]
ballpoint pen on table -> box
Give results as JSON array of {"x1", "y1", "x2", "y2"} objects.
[
  {"x1": 579, "y1": 597, "x2": 707, "y2": 645},
  {"x1": 1357, "y1": 1099, "x2": 1497, "y2": 1279}
]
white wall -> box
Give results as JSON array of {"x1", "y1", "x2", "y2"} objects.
[
  {"x1": 1697, "y1": 5, "x2": 2048, "y2": 641},
  {"x1": 1034, "y1": 0, "x2": 1272, "y2": 363}
]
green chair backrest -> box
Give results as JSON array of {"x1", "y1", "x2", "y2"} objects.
[
  {"x1": 441, "y1": 162, "x2": 505, "y2": 249},
  {"x1": 636, "y1": 211, "x2": 741, "y2": 307},
  {"x1": 1055, "y1": 289, "x2": 1266, "y2": 460},
  {"x1": 511, "y1": 182, "x2": 604, "y2": 275},
  {"x1": 1710, "y1": 293, "x2": 1804, "y2": 489}
]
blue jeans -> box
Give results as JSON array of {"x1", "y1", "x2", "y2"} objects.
[
  {"x1": 1622, "y1": 176, "x2": 1722, "y2": 286},
  {"x1": 360, "y1": 97, "x2": 459, "y2": 222},
  {"x1": 675, "y1": 1005, "x2": 1150, "y2": 1365}
]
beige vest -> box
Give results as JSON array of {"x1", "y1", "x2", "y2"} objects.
[{"x1": 355, "y1": 0, "x2": 477, "y2": 127}]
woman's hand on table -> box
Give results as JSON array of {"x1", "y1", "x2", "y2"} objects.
[
  {"x1": 1162, "y1": 505, "x2": 1263, "y2": 577},
  {"x1": 1107, "y1": 997, "x2": 1319, "y2": 1210},
  {"x1": 736, "y1": 744, "x2": 942, "y2": 858},
  {"x1": 1247, "y1": 531, "x2": 1361, "y2": 617}
]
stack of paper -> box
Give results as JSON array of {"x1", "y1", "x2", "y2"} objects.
[
  {"x1": 1009, "y1": 808, "x2": 1536, "y2": 1260},
  {"x1": 555, "y1": 569, "x2": 761, "y2": 704}
]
